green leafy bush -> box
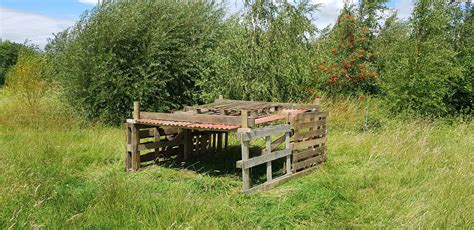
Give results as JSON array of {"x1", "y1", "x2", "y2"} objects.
[
  {"x1": 5, "y1": 50, "x2": 48, "y2": 108},
  {"x1": 47, "y1": 0, "x2": 224, "y2": 123},
  {"x1": 375, "y1": 0, "x2": 465, "y2": 116},
  {"x1": 0, "y1": 40, "x2": 37, "y2": 85},
  {"x1": 198, "y1": 0, "x2": 318, "y2": 102}
]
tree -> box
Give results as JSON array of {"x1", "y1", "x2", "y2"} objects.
[
  {"x1": 310, "y1": 4, "x2": 378, "y2": 96},
  {"x1": 5, "y1": 50, "x2": 48, "y2": 107},
  {"x1": 0, "y1": 40, "x2": 37, "y2": 85},
  {"x1": 198, "y1": 0, "x2": 319, "y2": 102},
  {"x1": 47, "y1": 0, "x2": 224, "y2": 123},
  {"x1": 378, "y1": 0, "x2": 464, "y2": 116}
]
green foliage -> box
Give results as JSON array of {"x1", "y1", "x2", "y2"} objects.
[
  {"x1": 446, "y1": 3, "x2": 473, "y2": 115},
  {"x1": 375, "y1": 0, "x2": 465, "y2": 116},
  {"x1": 0, "y1": 40, "x2": 37, "y2": 85},
  {"x1": 198, "y1": 0, "x2": 318, "y2": 102},
  {"x1": 311, "y1": 5, "x2": 379, "y2": 96},
  {"x1": 5, "y1": 50, "x2": 48, "y2": 108},
  {"x1": 47, "y1": 0, "x2": 224, "y2": 123}
]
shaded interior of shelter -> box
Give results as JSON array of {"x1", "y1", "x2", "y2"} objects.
[{"x1": 139, "y1": 130, "x2": 290, "y2": 185}]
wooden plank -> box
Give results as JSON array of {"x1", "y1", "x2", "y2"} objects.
[
  {"x1": 183, "y1": 129, "x2": 191, "y2": 160},
  {"x1": 292, "y1": 129, "x2": 326, "y2": 141},
  {"x1": 241, "y1": 109, "x2": 248, "y2": 128},
  {"x1": 292, "y1": 137, "x2": 327, "y2": 150},
  {"x1": 244, "y1": 161, "x2": 323, "y2": 193},
  {"x1": 135, "y1": 132, "x2": 184, "y2": 151},
  {"x1": 125, "y1": 123, "x2": 132, "y2": 171},
  {"x1": 224, "y1": 132, "x2": 228, "y2": 148},
  {"x1": 293, "y1": 146, "x2": 326, "y2": 161},
  {"x1": 236, "y1": 149, "x2": 292, "y2": 169},
  {"x1": 139, "y1": 127, "x2": 180, "y2": 138},
  {"x1": 140, "y1": 112, "x2": 256, "y2": 127},
  {"x1": 295, "y1": 111, "x2": 328, "y2": 121},
  {"x1": 241, "y1": 140, "x2": 251, "y2": 191},
  {"x1": 271, "y1": 134, "x2": 286, "y2": 151},
  {"x1": 133, "y1": 101, "x2": 140, "y2": 119},
  {"x1": 140, "y1": 147, "x2": 181, "y2": 162},
  {"x1": 130, "y1": 123, "x2": 140, "y2": 171},
  {"x1": 140, "y1": 151, "x2": 159, "y2": 162},
  {"x1": 153, "y1": 127, "x2": 160, "y2": 159},
  {"x1": 265, "y1": 136, "x2": 272, "y2": 182},
  {"x1": 285, "y1": 131, "x2": 291, "y2": 175},
  {"x1": 294, "y1": 120, "x2": 326, "y2": 130},
  {"x1": 238, "y1": 124, "x2": 291, "y2": 141},
  {"x1": 217, "y1": 132, "x2": 223, "y2": 152},
  {"x1": 293, "y1": 155, "x2": 326, "y2": 171}
]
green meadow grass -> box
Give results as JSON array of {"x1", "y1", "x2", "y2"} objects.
[{"x1": 0, "y1": 91, "x2": 472, "y2": 229}]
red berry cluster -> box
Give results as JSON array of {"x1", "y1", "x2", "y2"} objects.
[{"x1": 309, "y1": 12, "x2": 377, "y2": 97}]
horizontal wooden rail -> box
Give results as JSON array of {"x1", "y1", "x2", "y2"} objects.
[
  {"x1": 293, "y1": 129, "x2": 325, "y2": 141},
  {"x1": 292, "y1": 136, "x2": 326, "y2": 150},
  {"x1": 236, "y1": 149, "x2": 291, "y2": 169},
  {"x1": 140, "y1": 112, "x2": 255, "y2": 127},
  {"x1": 293, "y1": 120, "x2": 326, "y2": 130},
  {"x1": 238, "y1": 124, "x2": 291, "y2": 141}
]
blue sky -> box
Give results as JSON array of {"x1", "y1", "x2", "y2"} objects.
[{"x1": 0, "y1": 0, "x2": 413, "y2": 48}]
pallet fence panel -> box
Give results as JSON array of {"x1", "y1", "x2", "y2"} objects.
[
  {"x1": 237, "y1": 124, "x2": 292, "y2": 193},
  {"x1": 291, "y1": 111, "x2": 328, "y2": 173}
]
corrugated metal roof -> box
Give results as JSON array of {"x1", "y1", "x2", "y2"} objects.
[
  {"x1": 137, "y1": 119, "x2": 240, "y2": 131},
  {"x1": 136, "y1": 109, "x2": 307, "y2": 130}
]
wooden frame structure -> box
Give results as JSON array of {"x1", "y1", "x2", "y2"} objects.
[{"x1": 125, "y1": 96, "x2": 328, "y2": 193}]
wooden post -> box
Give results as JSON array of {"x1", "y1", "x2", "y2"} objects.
[
  {"x1": 130, "y1": 123, "x2": 140, "y2": 171},
  {"x1": 241, "y1": 139, "x2": 250, "y2": 191},
  {"x1": 217, "y1": 132, "x2": 223, "y2": 152},
  {"x1": 224, "y1": 132, "x2": 228, "y2": 149},
  {"x1": 125, "y1": 123, "x2": 132, "y2": 171},
  {"x1": 153, "y1": 127, "x2": 160, "y2": 163},
  {"x1": 218, "y1": 95, "x2": 224, "y2": 100},
  {"x1": 183, "y1": 129, "x2": 191, "y2": 161},
  {"x1": 285, "y1": 131, "x2": 292, "y2": 175},
  {"x1": 212, "y1": 132, "x2": 217, "y2": 154},
  {"x1": 133, "y1": 101, "x2": 140, "y2": 120},
  {"x1": 265, "y1": 135, "x2": 272, "y2": 182},
  {"x1": 241, "y1": 110, "x2": 248, "y2": 128}
]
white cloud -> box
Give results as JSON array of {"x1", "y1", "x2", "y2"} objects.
[
  {"x1": 393, "y1": 0, "x2": 413, "y2": 20},
  {"x1": 311, "y1": 0, "x2": 357, "y2": 29},
  {"x1": 78, "y1": 0, "x2": 98, "y2": 5},
  {"x1": 0, "y1": 7, "x2": 76, "y2": 49}
]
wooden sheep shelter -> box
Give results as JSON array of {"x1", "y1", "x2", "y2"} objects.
[{"x1": 125, "y1": 96, "x2": 328, "y2": 193}]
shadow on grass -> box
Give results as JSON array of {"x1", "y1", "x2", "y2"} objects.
[{"x1": 156, "y1": 145, "x2": 287, "y2": 185}]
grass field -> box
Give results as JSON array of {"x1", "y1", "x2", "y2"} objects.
[{"x1": 0, "y1": 90, "x2": 473, "y2": 229}]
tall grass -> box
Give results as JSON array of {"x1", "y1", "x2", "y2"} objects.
[{"x1": 0, "y1": 90, "x2": 472, "y2": 228}]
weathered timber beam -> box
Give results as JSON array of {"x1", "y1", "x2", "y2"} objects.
[
  {"x1": 139, "y1": 112, "x2": 255, "y2": 127},
  {"x1": 237, "y1": 124, "x2": 291, "y2": 141},
  {"x1": 236, "y1": 149, "x2": 291, "y2": 169}
]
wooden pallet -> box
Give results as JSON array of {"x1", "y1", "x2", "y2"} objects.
[{"x1": 290, "y1": 111, "x2": 328, "y2": 173}]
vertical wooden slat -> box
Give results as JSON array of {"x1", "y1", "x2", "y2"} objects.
[
  {"x1": 183, "y1": 129, "x2": 191, "y2": 160},
  {"x1": 285, "y1": 131, "x2": 292, "y2": 175},
  {"x1": 241, "y1": 109, "x2": 248, "y2": 128},
  {"x1": 133, "y1": 101, "x2": 140, "y2": 119},
  {"x1": 265, "y1": 135, "x2": 272, "y2": 182},
  {"x1": 125, "y1": 123, "x2": 132, "y2": 171},
  {"x1": 212, "y1": 132, "x2": 217, "y2": 153},
  {"x1": 153, "y1": 127, "x2": 160, "y2": 162},
  {"x1": 224, "y1": 132, "x2": 228, "y2": 149},
  {"x1": 131, "y1": 123, "x2": 140, "y2": 171},
  {"x1": 241, "y1": 140, "x2": 250, "y2": 191},
  {"x1": 217, "y1": 132, "x2": 223, "y2": 152}
]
